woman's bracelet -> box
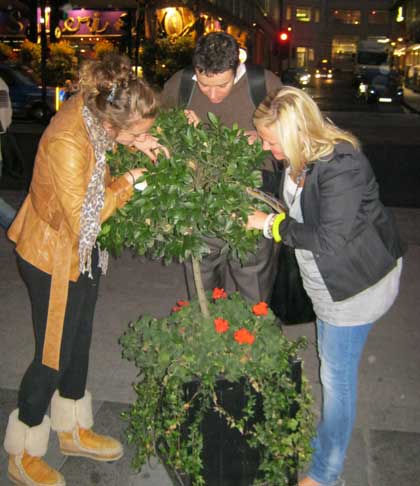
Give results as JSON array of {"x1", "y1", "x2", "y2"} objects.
[
  {"x1": 272, "y1": 212, "x2": 286, "y2": 243},
  {"x1": 262, "y1": 213, "x2": 276, "y2": 239}
]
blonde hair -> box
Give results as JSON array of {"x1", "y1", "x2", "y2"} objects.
[
  {"x1": 253, "y1": 86, "x2": 360, "y2": 177},
  {"x1": 78, "y1": 53, "x2": 158, "y2": 130}
]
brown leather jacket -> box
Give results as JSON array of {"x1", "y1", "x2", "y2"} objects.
[{"x1": 8, "y1": 94, "x2": 133, "y2": 370}]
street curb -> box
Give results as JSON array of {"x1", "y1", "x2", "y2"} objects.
[{"x1": 402, "y1": 100, "x2": 420, "y2": 115}]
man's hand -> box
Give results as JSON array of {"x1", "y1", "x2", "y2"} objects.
[
  {"x1": 184, "y1": 109, "x2": 201, "y2": 127},
  {"x1": 132, "y1": 134, "x2": 170, "y2": 162}
]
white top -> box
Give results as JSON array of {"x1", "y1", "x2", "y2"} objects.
[{"x1": 283, "y1": 168, "x2": 402, "y2": 326}]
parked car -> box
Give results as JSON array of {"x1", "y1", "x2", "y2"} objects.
[
  {"x1": 281, "y1": 67, "x2": 311, "y2": 87},
  {"x1": 357, "y1": 70, "x2": 403, "y2": 104},
  {"x1": 314, "y1": 59, "x2": 333, "y2": 80},
  {"x1": 0, "y1": 64, "x2": 55, "y2": 121}
]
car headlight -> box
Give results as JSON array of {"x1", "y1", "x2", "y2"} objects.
[{"x1": 300, "y1": 74, "x2": 311, "y2": 82}]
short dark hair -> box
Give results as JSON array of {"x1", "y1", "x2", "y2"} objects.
[{"x1": 192, "y1": 32, "x2": 240, "y2": 75}]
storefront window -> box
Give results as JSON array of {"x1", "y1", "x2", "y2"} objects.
[
  {"x1": 331, "y1": 9, "x2": 361, "y2": 25},
  {"x1": 368, "y1": 10, "x2": 389, "y2": 24},
  {"x1": 332, "y1": 36, "x2": 357, "y2": 67},
  {"x1": 296, "y1": 46, "x2": 314, "y2": 67},
  {"x1": 407, "y1": 2, "x2": 419, "y2": 23},
  {"x1": 296, "y1": 7, "x2": 311, "y2": 22}
]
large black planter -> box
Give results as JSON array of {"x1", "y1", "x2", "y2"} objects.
[{"x1": 160, "y1": 359, "x2": 302, "y2": 486}]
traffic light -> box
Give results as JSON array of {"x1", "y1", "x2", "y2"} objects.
[
  {"x1": 277, "y1": 30, "x2": 290, "y2": 60},
  {"x1": 279, "y1": 31, "x2": 289, "y2": 43}
]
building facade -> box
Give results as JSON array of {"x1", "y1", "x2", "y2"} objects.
[
  {"x1": 280, "y1": 0, "x2": 394, "y2": 71},
  {"x1": 391, "y1": 0, "x2": 420, "y2": 90},
  {"x1": 0, "y1": 0, "x2": 285, "y2": 78}
]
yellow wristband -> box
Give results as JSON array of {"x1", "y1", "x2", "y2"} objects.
[{"x1": 272, "y1": 212, "x2": 286, "y2": 243}]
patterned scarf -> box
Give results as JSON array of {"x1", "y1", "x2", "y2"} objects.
[{"x1": 79, "y1": 105, "x2": 111, "y2": 277}]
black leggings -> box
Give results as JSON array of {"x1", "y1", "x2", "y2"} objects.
[{"x1": 16, "y1": 251, "x2": 100, "y2": 427}]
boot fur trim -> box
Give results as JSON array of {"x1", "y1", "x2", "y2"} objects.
[
  {"x1": 51, "y1": 391, "x2": 94, "y2": 432},
  {"x1": 4, "y1": 409, "x2": 50, "y2": 457}
]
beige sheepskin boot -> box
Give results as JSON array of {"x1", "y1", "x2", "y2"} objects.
[
  {"x1": 50, "y1": 390, "x2": 123, "y2": 462},
  {"x1": 4, "y1": 409, "x2": 65, "y2": 486}
]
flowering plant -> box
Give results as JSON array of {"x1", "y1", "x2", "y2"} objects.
[
  {"x1": 120, "y1": 288, "x2": 314, "y2": 485},
  {"x1": 100, "y1": 109, "x2": 314, "y2": 484}
]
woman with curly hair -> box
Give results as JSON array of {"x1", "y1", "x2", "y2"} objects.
[{"x1": 3, "y1": 53, "x2": 167, "y2": 486}]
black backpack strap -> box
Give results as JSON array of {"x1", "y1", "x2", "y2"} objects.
[
  {"x1": 178, "y1": 65, "x2": 195, "y2": 107},
  {"x1": 246, "y1": 63, "x2": 267, "y2": 108}
]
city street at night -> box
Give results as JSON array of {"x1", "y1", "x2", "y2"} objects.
[
  {"x1": 1, "y1": 75, "x2": 420, "y2": 486},
  {"x1": 1, "y1": 0, "x2": 420, "y2": 485}
]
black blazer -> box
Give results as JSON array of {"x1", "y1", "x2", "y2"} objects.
[{"x1": 279, "y1": 142, "x2": 406, "y2": 301}]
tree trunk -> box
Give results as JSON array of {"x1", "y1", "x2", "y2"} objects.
[{"x1": 191, "y1": 256, "x2": 209, "y2": 318}]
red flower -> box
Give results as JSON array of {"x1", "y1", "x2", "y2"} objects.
[
  {"x1": 252, "y1": 301, "x2": 269, "y2": 316},
  {"x1": 234, "y1": 328, "x2": 255, "y2": 345},
  {"x1": 172, "y1": 300, "x2": 190, "y2": 312},
  {"x1": 212, "y1": 287, "x2": 227, "y2": 300},
  {"x1": 214, "y1": 317, "x2": 229, "y2": 334}
]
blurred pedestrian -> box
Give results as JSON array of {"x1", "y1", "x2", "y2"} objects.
[
  {"x1": 63, "y1": 78, "x2": 78, "y2": 101},
  {"x1": 0, "y1": 75, "x2": 24, "y2": 181},
  {"x1": 0, "y1": 196, "x2": 15, "y2": 229},
  {"x1": 0, "y1": 76, "x2": 12, "y2": 176},
  {"x1": 162, "y1": 31, "x2": 283, "y2": 302},
  {"x1": 0, "y1": 76, "x2": 17, "y2": 230},
  {"x1": 247, "y1": 86, "x2": 405, "y2": 486},
  {"x1": 3, "y1": 53, "x2": 168, "y2": 486}
]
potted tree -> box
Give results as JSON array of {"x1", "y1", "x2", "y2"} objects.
[{"x1": 99, "y1": 109, "x2": 314, "y2": 485}]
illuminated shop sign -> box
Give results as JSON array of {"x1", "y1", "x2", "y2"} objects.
[
  {"x1": 58, "y1": 10, "x2": 126, "y2": 36},
  {"x1": 396, "y1": 6, "x2": 404, "y2": 23},
  {"x1": 51, "y1": 9, "x2": 126, "y2": 36},
  {"x1": 0, "y1": 9, "x2": 127, "y2": 37}
]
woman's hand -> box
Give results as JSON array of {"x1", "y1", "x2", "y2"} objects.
[
  {"x1": 246, "y1": 210, "x2": 269, "y2": 230},
  {"x1": 132, "y1": 134, "x2": 170, "y2": 162},
  {"x1": 244, "y1": 130, "x2": 259, "y2": 145},
  {"x1": 124, "y1": 168, "x2": 147, "y2": 186},
  {"x1": 184, "y1": 109, "x2": 201, "y2": 127}
]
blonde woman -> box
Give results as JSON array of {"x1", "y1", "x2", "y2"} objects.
[
  {"x1": 3, "y1": 54, "x2": 168, "y2": 486},
  {"x1": 248, "y1": 86, "x2": 405, "y2": 486}
]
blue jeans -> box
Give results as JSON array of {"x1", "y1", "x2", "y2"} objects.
[{"x1": 307, "y1": 318, "x2": 373, "y2": 486}]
